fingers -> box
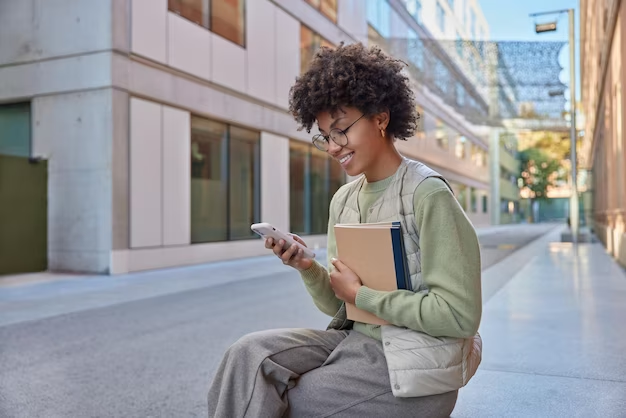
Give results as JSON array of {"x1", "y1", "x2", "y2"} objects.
[
  {"x1": 330, "y1": 258, "x2": 344, "y2": 271},
  {"x1": 281, "y1": 242, "x2": 300, "y2": 264},
  {"x1": 266, "y1": 237, "x2": 305, "y2": 267},
  {"x1": 272, "y1": 239, "x2": 284, "y2": 257},
  {"x1": 290, "y1": 234, "x2": 307, "y2": 247}
]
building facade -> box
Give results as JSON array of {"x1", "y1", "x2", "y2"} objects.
[
  {"x1": 580, "y1": 0, "x2": 626, "y2": 266},
  {"x1": 0, "y1": 0, "x2": 494, "y2": 275}
]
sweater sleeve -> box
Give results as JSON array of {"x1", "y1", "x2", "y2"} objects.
[
  {"x1": 299, "y1": 194, "x2": 343, "y2": 317},
  {"x1": 354, "y1": 178, "x2": 482, "y2": 338}
]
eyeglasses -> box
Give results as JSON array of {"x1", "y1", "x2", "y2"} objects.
[{"x1": 312, "y1": 114, "x2": 365, "y2": 152}]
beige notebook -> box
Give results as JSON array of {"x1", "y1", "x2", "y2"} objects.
[{"x1": 334, "y1": 222, "x2": 411, "y2": 325}]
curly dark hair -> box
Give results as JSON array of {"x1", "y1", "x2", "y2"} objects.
[{"x1": 288, "y1": 42, "x2": 418, "y2": 140}]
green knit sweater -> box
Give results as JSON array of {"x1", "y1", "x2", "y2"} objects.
[{"x1": 300, "y1": 176, "x2": 482, "y2": 340}]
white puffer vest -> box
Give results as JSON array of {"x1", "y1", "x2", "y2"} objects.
[{"x1": 327, "y1": 157, "x2": 482, "y2": 397}]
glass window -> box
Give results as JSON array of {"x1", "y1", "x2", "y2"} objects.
[
  {"x1": 290, "y1": 141, "x2": 308, "y2": 235},
  {"x1": 434, "y1": 61, "x2": 448, "y2": 95},
  {"x1": 310, "y1": 147, "x2": 330, "y2": 235},
  {"x1": 436, "y1": 3, "x2": 446, "y2": 32},
  {"x1": 168, "y1": 0, "x2": 209, "y2": 27},
  {"x1": 405, "y1": 0, "x2": 422, "y2": 24},
  {"x1": 0, "y1": 103, "x2": 30, "y2": 157},
  {"x1": 470, "y1": 143, "x2": 486, "y2": 167},
  {"x1": 367, "y1": 0, "x2": 391, "y2": 38},
  {"x1": 289, "y1": 140, "x2": 345, "y2": 235},
  {"x1": 306, "y1": 0, "x2": 337, "y2": 23},
  {"x1": 168, "y1": 0, "x2": 245, "y2": 47},
  {"x1": 190, "y1": 117, "x2": 260, "y2": 243},
  {"x1": 456, "y1": 82, "x2": 465, "y2": 106},
  {"x1": 300, "y1": 25, "x2": 334, "y2": 74},
  {"x1": 455, "y1": 136, "x2": 467, "y2": 160},
  {"x1": 211, "y1": 0, "x2": 245, "y2": 46},
  {"x1": 229, "y1": 126, "x2": 260, "y2": 240},
  {"x1": 482, "y1": 194, "x2": 488, "y2": 213},
  {"x1": 407, "y1": 29, "x2": 423, "y2": 70},
  {"x1": 435, "y1": 119, "x2": 449, "y2": 150},
  {"x1": 470, "y1": 188, "x2": 477, "y2": 212},
  {"x1": 191, "y1": 117, "x2": 228, "y2": 243}
]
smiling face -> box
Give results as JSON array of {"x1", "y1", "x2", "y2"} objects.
[{"x1": 316, "y1": 107, "x2": 391, "y2": 178}]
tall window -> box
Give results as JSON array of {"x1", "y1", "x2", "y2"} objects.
[
  {"x1": 0, "y1": 103, "x2": 30, "y2": 157},
  {"x1": 366, "y1": 0, "x2": 391, "y2": 38},
  {"x1": 456, "y1": 82, "x2": 465, "y2": 106},
  {"x1": 471, "y1": 143, "x2": 487, "y2": 167},
  {"x1": 455, "y1": 136, "x2": 467, "y2": 160},
  {"x1": 436, "y1": 3, "x2": 446, "y2": 33},
  {"x1": 407, "y1": 29, "x2": 424, "y2": 70},
  {"x1": 405, "y1": 0, "x2": 422, "y2": 24},
  {"x1": 300, "y1": 25, "x2": 334, "y2": 73},
  {"x1": 290, "y1": 141, "x2": 345, "y2": 235},
  {"x1": 168, "y1": 0, "x2": 245, "y2": 47},
  {"x1": 435, "y1": 119, "x2": 449, "y2": 150},
  {"x1": 470, "y1": 188, "x2": 477, "y2": 212},
  {"x1": 434, "y1": 61, "x2": 449, "y2": 95},
  {"x1": 305, "y1": 0, "x2": 338, "y2": 23},
  {"x1": 190, "y1": 116, "x2": 260, "y2": 243}
]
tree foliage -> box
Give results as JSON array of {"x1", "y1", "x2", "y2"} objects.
[{"x1": 518, "y1": 147, "x2": 562, "y2": 200}]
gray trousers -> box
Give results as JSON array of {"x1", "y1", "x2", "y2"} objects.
[{"x1": 207, "y1": 328, "x2": 458, "y2": 418}]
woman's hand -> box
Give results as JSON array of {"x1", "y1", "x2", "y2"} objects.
[
  {"x1": 265, "y1": 234, "x2": 313, "y2": 272},
  {"x1": 329, "y1": 258, "x2": 362, "y2": 304}
]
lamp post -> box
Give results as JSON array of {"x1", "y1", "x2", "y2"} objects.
[{"x1": 529, "y1": 8, "x2": 578, "y2": 244}]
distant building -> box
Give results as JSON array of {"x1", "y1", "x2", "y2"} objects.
[
  {"x1": 0, "y1": 0, "x2": 509, "y2": 276},
  {"x1": 580, "y1": 0, "x2": 626, "y2": 267}
]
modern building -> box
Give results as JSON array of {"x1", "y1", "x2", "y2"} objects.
[
  {"x1": 0, "y1": 0, "x2": 497, "y2": 276},
  {"x1": 580, "y1": 0, "x2": 626, "y2": 266}
]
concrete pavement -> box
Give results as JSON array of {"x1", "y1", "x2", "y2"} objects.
[
  {"x1": 453, "y1": 227, "x2": 626, "y2": 417},
  {"x1": 3, "y1": 223, "x2": 625, "y2": 416}
]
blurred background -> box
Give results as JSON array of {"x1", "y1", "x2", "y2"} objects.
[
  {"x1": 0, "y1": 0, "x2": 623, "y2": 276},
  {"x1": 1, "y1": 1, "x2": 626, "y2": 417}
]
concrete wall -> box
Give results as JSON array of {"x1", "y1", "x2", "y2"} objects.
[
  {"x1": 32, "y1": 90, "x2": 115, "y2": 273},
  {"x1": 0, "y1": 0, "x2": 113, "y2": 66},
  {"x1": 582, "y1": 0, "x2": 626, "y2": 268},
  {"x1": 0, "y1": 0, "x2": 501, "y2": 274},
  {"x1": 130, "y1": 0, "x2": 301, "y2": 110}
]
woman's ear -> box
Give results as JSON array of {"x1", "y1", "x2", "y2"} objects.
[{"x1": 374, "y1": 110, "x2": 390, "y2": 131}]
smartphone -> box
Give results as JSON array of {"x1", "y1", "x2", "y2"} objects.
[{"x1": 250, "y1": 223, "x2": 316, "y2": 259}]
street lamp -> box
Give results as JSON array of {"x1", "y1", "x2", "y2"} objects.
[{"x1": 529, "y1": 8, "x2": 579, "y2": 244}]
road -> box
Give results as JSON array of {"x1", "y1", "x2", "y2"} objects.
[{"x1": 0, "y1": 223, "x2": 557, "y2": 418}]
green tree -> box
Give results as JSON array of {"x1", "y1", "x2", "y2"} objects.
[{"x1": 518, "y1": 148, "x2": 562, "y2": 221}]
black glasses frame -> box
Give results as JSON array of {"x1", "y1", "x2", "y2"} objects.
[{"x1": 312, "y1": 114, "x2": 366, "y2": 151}]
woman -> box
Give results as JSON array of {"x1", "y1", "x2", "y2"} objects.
[{"x1": 208, "y1": 42, "x2": 482, "y2": 418}]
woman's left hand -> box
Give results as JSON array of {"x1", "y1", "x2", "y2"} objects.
[{"x1": 329, "y1": 258, "x2": 362, "y2": 304}]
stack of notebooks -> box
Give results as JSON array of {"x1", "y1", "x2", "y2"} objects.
[{"x1": 334, "y1": 221, "x2": 412, "y2": 325}]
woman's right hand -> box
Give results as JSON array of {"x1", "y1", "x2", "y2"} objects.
[{"x1": 265, "y1": 234, "x2": 313, "y2": 272}]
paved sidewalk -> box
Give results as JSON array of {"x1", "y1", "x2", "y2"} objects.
[
  {"x1": 0, "y1": 223, "x2": 555, "y2": 328},
  {"x1": 453, "y1": 227, "x2": 626, "y2": 417}
]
